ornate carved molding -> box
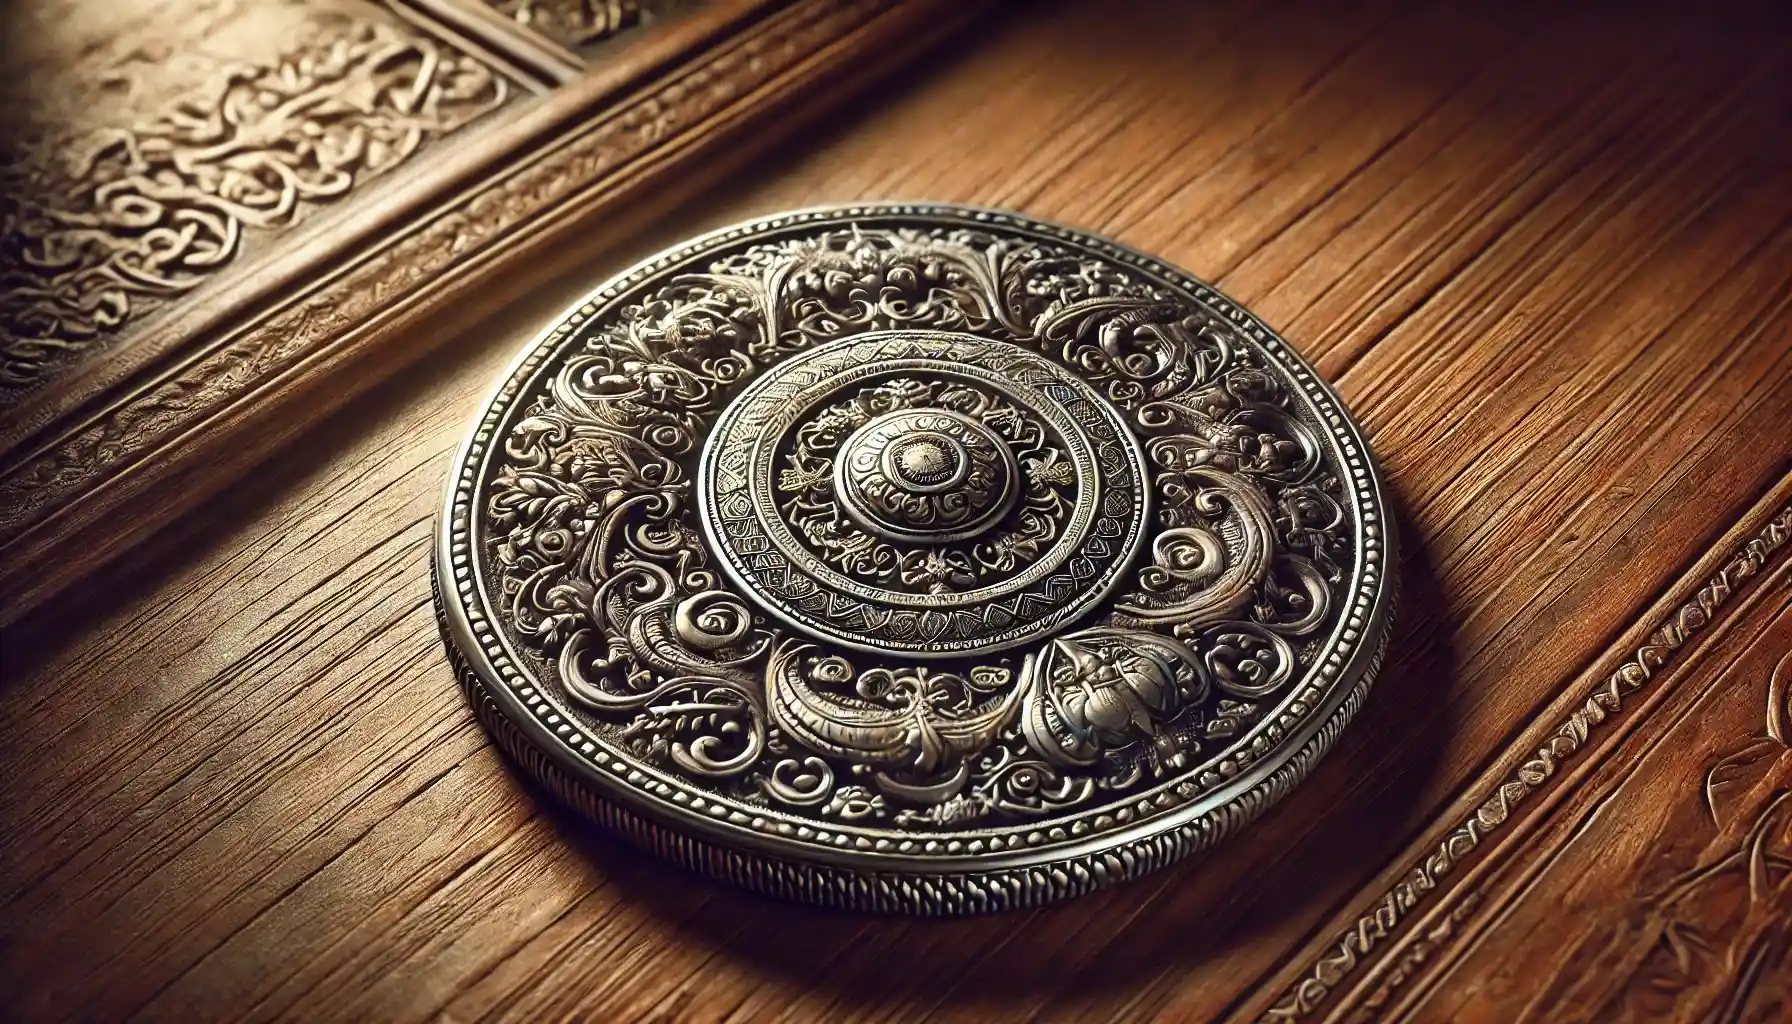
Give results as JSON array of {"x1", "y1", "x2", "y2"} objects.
[
  {"x1": 1258, "y1": 499, "x2": 1792, "y2": 1022},
  {"x1": 488, "y1": 0, "x2": 644, "y2": 47},
  {"x1": 0, "y1": 0, "x2": 991, "y2": 625},
  {"x1": 1563, "y1": 648, "x2": 1791, "y2": 1020},
  {"x1": 0, "y1": 11, "x2": 510, "y2": 391}
]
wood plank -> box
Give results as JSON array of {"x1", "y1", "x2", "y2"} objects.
[
  {"x1": 1410, "y1": 564, "x2": 1792, "y2": 1023},
  {"x1": 0, "y1": 0, "x2": 992, "y2": 625},
  {"x1": 2, "y1": 0, "x2": 1789, "y2": 1020}
]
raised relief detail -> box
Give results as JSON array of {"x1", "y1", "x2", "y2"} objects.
[
  {"x1": 0, "y1": 16, "x2": 507, "y2": 389},
  {"x1": 488, "y1": 0, "x2": 643, "y2": 47},
  {"x1": 700, "y1": 331, "x2": 1149, "y2": 657},
  {"x1": 1020, "y1": 628, "x2": 1210, "y2": 770},
  {"x1": 485, "y1": 221, "x2": 1355, "y2": 830},
  {"x1": 1269, "y1": 504, "x2": 1792, "y2": 1023},
  {"x1": 1566, "y1": 649, "x2": 1792, "y2": 1022}
]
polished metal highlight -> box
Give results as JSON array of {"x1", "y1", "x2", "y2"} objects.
[
  {"x1": 436, "y1": 204, "x2": 1397, "y2": 913},
  {"x1": 699, "y1": 330, "x2": 1149, "y2": 657}
]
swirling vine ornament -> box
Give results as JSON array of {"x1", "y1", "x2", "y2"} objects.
[{"x1": 436, "y1": 204, "x2": 1396, "y2": 913}]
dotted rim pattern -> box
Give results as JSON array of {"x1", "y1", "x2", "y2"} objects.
[{"x1": 434, "y1": 204, "x2": 1398, "y2": 913}]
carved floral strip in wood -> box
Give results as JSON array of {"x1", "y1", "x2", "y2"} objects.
[
  {"x1": 1366, "y1": 568, "x2": 1792, "y2": 1022},
  {"x1": 0, "y1": 17, "x2": 510, "y2": 391},
  {"x1": 1533, "y1": 643, "x2": 1792, "y2": 1021},
  {"x1": 0, "y1": 0, "x2": 987, "y2": 625},
  {"x1": 1258, "y1": 498, "x2": 1792, "y2": 1021},
  {"x1": 488, "y1": 0, "x2": 644, "y2": 46}
]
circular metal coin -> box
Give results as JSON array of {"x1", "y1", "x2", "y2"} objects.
[{"x1": 435, "y1": 204, "x2": 1396, "y2": 914}]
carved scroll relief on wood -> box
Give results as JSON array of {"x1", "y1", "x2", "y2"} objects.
[
  {"x1": 0, "y1": 0, "x2": 517, "y2": 393},
  {"x1": 486, "y1": 0, "x2": 643, "y2": 47},
  {"x1": 1262, "y1": 501, "x2": 1792, "y2": 1022},
  {"x1": 1578, "y1": 650, "x2": 1792, "y2": 1022}
]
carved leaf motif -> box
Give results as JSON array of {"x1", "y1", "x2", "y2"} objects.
[
  {"x1": 766, "y1": 643, "x2": 1022, "y2": 802},
  {"x1": 1115, "y1": 465, "x2": 1277, "y2": 630},
  {"x1": 490, "y1": 0, "x2": 642, "y2": 47},
  {"x1": 0, "y1": 21, "x2": 507, "y2": 389}
]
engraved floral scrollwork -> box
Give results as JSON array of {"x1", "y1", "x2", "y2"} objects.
[
  {"x1": 888, "y1": 745, "x2": 1098, "y2": 828},
  {"x1": 483, "y1": 220, "x2": 1358, "y2": 830},
  {"x1": 767, "y1": 644, "x2": 1021, "y2": 803},
  {"x1": 561, "y1": 564, "x2": 767, "y2": 777},
  {"x1": 0, "y1": 21, "x2": 508, "y2": 389},
  {"x1": 1200, "y1": 623, "x2": 1298, "y2": 700},
  {"x1": 973, "y1": 747, "x2": 1098, "y2": 817},
  {"x1": 1115, "y1": 467, "x2": 1277, "y2": 630},
  {"x1": 760, "y1": 755, "x2": 836, "y2": 807},
  {"x1": 490, "y1": 0, "x2": 643, "y2": 48},
  {"x1": 1035, "y1": 295, "x2": 1232, "y2": 408}
]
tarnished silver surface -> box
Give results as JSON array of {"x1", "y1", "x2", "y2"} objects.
[
  {"x1": 700, "y1": 330, "x2": 1149, "y2": 657},
  {"x1": 435, "y1": 204, "x2": 1396, "y2": 913}
]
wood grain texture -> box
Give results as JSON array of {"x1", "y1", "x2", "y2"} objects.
[
  {"x1": 3, "y1": 0, "x2": 1791, "y2": 1021},
  {"x1": 1402, "y1": 539, "x2": 1792, "y2": 1022},
  {"x1": 0, "y1": 0, "x2": 989, "y2": 625},
  {"x1": 1261, "y1": 494, "x2": 1792, "y2": 1023}
]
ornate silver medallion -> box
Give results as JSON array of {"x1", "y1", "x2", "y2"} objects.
[
  {"x1": 436, "y1": 204, "x2": 1396, "y2": 913},
  {"x1": 700, "y1": 330, "x2": 1149, "y2": 657}
]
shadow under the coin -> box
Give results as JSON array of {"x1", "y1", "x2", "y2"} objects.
[{"x1": 537, "y1": 481, "x2": 1459, "y2": 1018}]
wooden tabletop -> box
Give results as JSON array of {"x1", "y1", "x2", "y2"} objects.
[{"x1": 4, "y1": 1, "x2": 1790, "y2": 1021}]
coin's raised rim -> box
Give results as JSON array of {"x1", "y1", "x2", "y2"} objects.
[{"x1": 435, "y1": 202, "x2": 1397, "y2": 912}]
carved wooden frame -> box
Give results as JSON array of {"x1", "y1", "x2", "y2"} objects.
[
  {"x1": 1246, "y1": 483, "x2": 1792, "y2": 1021},
  {"x1": 0, "y1": 0, "x2": 990, "y2": 625}
]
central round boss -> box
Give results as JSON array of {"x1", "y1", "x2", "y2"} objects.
[
  {"x1": 834, "y1": 408, "x2": 1018, "y2": 543},
  {"x1": 697, "y1": 330, "x2": 1151, "y2": 657}
]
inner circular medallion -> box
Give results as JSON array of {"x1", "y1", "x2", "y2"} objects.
[
  {"x1": 835, "y1": 409, "x2": 1018, "y2": 543},
  {"x1": 698, "y1": 330, "x2": 1151, "y2": 657}
]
